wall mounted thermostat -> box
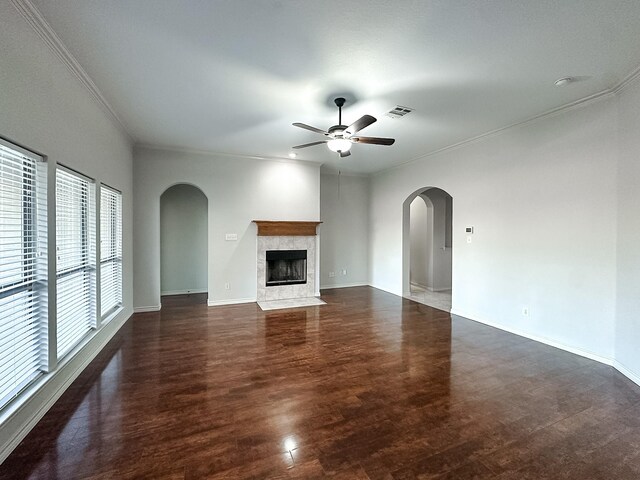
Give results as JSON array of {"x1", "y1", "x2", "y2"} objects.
[{"x1": 465, "y1": 226, "x2": 474, "y2": 234}]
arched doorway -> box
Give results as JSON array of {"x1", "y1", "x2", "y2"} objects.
[
  {"x1": 160, "y1": 184, "x2": 208, "y2": 305},
  {"x1": 403, "y1": 187, "x2": 453, "y2": 311}
]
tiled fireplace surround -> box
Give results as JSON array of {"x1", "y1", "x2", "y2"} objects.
[
  {"x1": 254, "y1": 221, "x2": 321, "y2": 302},
  {"x1": 256, "y1": 235, "x2": 316, "y2": 301}
]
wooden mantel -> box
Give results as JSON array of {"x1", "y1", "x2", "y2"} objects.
[{"x1": 252, "y1": 220, "x2": 322, "y2": 236}]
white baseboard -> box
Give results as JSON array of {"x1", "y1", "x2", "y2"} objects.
[
  {"x1": 429, "y1": 287, "x2": 452, "y2": 292},
  {"x1": 160, "y1": 289, "x2": 207, "y2": 296},
  {"x1": 133, "y1": 305, "x2": 161, "y2": 313},
  {"x1": 410, "y1": 282, "x2": 452, "y2": 293},
  {"x1": 449, "y1": 308, "x2": 640, "y2": 388},
  {"x1": 369, "y1": 283, "x2": 403, "y2": 297},
  {"x1": 0, "y1": 310, "x2": 131, "y2": 464},
  {"x1": 320, "y1": 282, "x2": 368, "y2": 290},
  {"x1": 613, "y1": 360, "x2": 640, "y2": 387},
  {"x1": 449, "y1": 308, "x2": 614, "y2": 366},
  {"x1": 207, "y1": 297, "x2": 256, "y2": 307}
]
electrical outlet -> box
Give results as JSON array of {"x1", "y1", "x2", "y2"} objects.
[
  {"x1": 522, "y1": 306, "x2": 529, "y2": 317},
  {"x1": 225, "y1": 282, "x2": 230, "y2": 290},
  {"x1": 329, "y1": 271, "x2": 335, "y2": 278},
  {"x1": 341, "y1": 269, "x2": 347, "y2": 275}
]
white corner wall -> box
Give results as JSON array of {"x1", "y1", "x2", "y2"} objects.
[
  {"x1": 371, "y1": 96, "x2": 619, "y2": 363},
  {"x1": 0, "y1": 1, "x2": 133, "y2": 462},
  {"x1": 615, "y1": 79, "x2": 640, "y2": 384},
  {"x1": 320, "y1": 173, "x2": 370, "y2": 289},
  {"x1": 133, "y1": 147, "x2": 320, "y2": 309},
  {"x1": 160, "y1": 184, "x2": 208, "y2": 295}
]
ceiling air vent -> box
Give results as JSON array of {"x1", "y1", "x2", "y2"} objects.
[{"x1": 386, "y1": 105, "x2": 414, "y2": 119}]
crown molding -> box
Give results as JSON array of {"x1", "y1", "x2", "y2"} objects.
[
  {"x1": 134, "y1": 142, "x2": 325, "y2": 167},
  {"x1": 375, "y1": 60, "x2": 640, "y2": 177},
  {"x1": 375, "y1": 88, "x2": 615, "y2": 176},
  {"x1": 612, "y1": 64, "x2": 640, "y2": 94},
  {"x1": 11, "y1": 0, "x2": 132, "y2": 143},
  {"x1": 12, "y1": 0, "x2": 640, "y2": 173},
  {"x1": 320, "y1": 169, "x2": 371, "y2": 178}
]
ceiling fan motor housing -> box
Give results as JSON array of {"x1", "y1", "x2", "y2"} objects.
[{"x1": 328, "y1": 125, "x2": 348, "y2": 137}]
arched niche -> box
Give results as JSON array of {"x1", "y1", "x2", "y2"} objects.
[{"x1": 159, "y1": 183, "x2": 209, "y2": 301}]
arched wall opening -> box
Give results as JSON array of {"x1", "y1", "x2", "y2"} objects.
[
  {"x1": 402, "y1": 187, "x2": 453, "y2": 310},
  {"x1": 160, "y1": 183, "x2": 208, "y2": 301}
]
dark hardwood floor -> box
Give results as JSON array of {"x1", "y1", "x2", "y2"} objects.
[{"x1": 2, "y1": 286, "x2": 640, "y2": 479}]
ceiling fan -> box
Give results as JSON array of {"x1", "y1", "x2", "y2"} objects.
[{"x1": 292, "y1": 97, "x2": 395, "y2": 157}]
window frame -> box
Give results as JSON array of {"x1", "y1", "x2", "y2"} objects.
[
  {"x1": 55, "y1": 164, "x2": 97, "y2": 361},
  {"x1": 0, "y1": 137, "x2": 48, "y2": 411},
  {"x1": 99, "y1": 184, "x2": 123, "y2": 320}
]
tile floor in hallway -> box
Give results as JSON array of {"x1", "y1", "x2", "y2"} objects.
[{"x1": 406, "y1": 285, "x2": 452, "y2": 312}]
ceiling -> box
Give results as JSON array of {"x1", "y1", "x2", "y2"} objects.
[{"x1": 30, "y1": 0, "x2": 640, "y2": 174}]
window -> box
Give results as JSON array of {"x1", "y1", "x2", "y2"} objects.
[
  {"x1": 100, "y1": 185, "x2": 122, "y2": 318},
  {"x1": 0, "y1": 139, "x2": 47, "y2": 410},
  {"x1": 0, "y1": 139, "x2": 126, "y2": 413},
  {"x1": 56, "y1": 168, "x2": 96, "y2": 359}
]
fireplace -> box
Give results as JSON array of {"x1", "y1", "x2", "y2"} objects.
[
  {"x1": 266, "y1": 250, "x2": 307, "y2": 286},
  {"x1": 253, "y1": 221, "x2": 320, "y2": 302}
]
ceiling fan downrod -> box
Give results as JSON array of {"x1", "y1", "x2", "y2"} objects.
[{"x1": 335, "y1": 97, "x2": 346, "y2": 126}]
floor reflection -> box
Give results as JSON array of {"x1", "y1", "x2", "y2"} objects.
[
  {"x1": 4, "y1": 334, "x2": 124, "y2": 480},
  {"x1": 3, "y1": 288, "x2": 640, "y2": 479},
  {"x1": 264, "y1": 309, "x2": 308, "y2": 347}
]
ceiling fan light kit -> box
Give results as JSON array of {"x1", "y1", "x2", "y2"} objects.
[
  {"x1": 327, "y1": 138, "x2": 351, "y2": 153},
  {"x1": 292, "y1": 97, "x2": 395, "y2": 157}
]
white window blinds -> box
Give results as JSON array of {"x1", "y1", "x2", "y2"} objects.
[
  {"x1": 0, "y1": 140, "x2": 47, "y2": 410},
  {"x1": 100, "y1": 186, "x2": 122, "y2": 317},
  {"x1": 56, "y1": 168, "x2": 96, "y2": 359}
]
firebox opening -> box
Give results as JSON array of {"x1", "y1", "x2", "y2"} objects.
[{"x1": 266, "y1": 250, "x2": 307, "y2": 286}]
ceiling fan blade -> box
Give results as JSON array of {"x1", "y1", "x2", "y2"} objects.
[
  {"x1": 339, "y1": 150, "x2": 351, "y2": 158},
  {"x1": 345, "y1": 115, "x2": 376, "y2": 135},
  {"x1": 292, "y1": 123, "x2": 328, "y2": 135},
  {"x1": 292, "y1": 140, "x2": 328, "y2": 149},
  {"x1": 351, "y1": 136, "x2": 395, "y2": 146}
]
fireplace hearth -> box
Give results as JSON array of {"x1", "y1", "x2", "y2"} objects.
[{"x1": 266, "y1": 250, "x2": 307, "y2": 286}]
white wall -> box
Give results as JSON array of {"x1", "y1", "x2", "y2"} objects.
[
  {"x1": 425, "y1": 189, "x2": 453, "y2": 291},
  {"x1": 0, "y1": 1, "x2": 133, "y2": 461},
  {"x1": 160, "y1": 184, "x2": 208, "y2": 295},
  {"x1": 410, "y1": 196, "x2": 431, "y2": 288},
  {"x1": 615, "y1": 79, "x2": 640, "y2": 384},
  {"x1": 371, "y1": 96, "x2": 618, "y2": 362},
  {"x1": 320, "y1": 173, "x2": 370, "y2": 289},
  {"x1": 134, "y1": 147, "x2": 320, "y2": 308}
]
